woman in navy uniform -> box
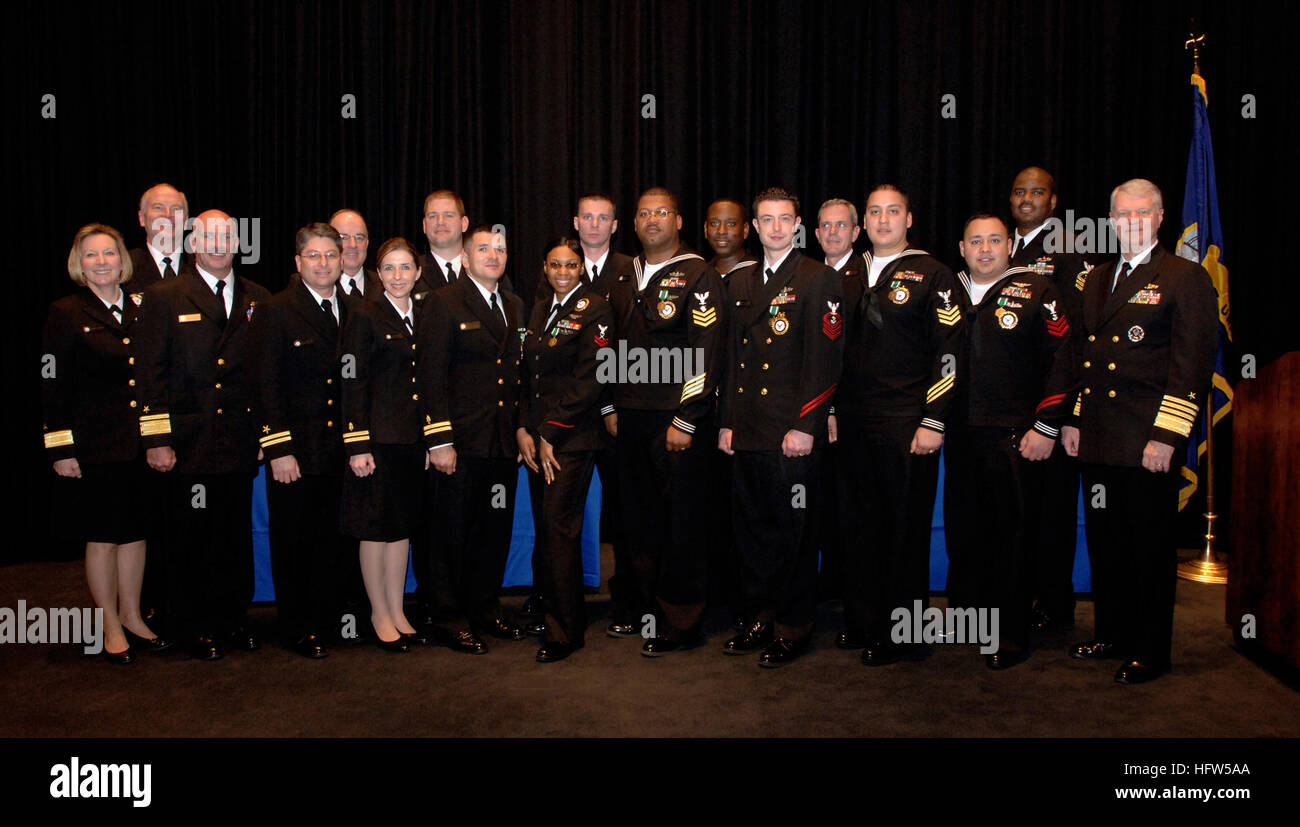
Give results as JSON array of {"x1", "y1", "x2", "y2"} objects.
[
  {"x1": 339, "y1": 238, "x2": 428, "y2": 652},
  {"x1": 517, "y1": 238, "x2": 614, "y2": 662},
  {"x1": 42, "y1": 224, "x2": 171, "y2": 663}
]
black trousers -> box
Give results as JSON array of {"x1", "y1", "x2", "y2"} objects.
[
  {"x1": 943, "y1": 427, "x2": 1042, "y2": 649},
  {"x1": 266, "y1": 472, "x2": 347, "y2": 641},
  {"x1": 1080, "y1": 463, "x2": 1179, "y2": 667},
  {"x1": 428, "y1": 455, "x2": 517, "y2": 633},
  {"x1": 837, "y1": 417, "x2": 941, "y2": 642},
  {"x1": 165, "y1": 472, "x2": 255, "y2": 639},
  {"x1": 1029, "y1": 440, "x2": 1081, "y2": 618},
  {"x1": 140, "y1": 467, "x2": 169, "y2": 619},
  {"x1": 816, "y1": 439, "x2": 843, "y2": 600},
  {"x1": 527, "y1": 450, "x2": 596, "y2": 645},
  {"x1": 705, "y1": 446, "x2": 742, "y2": 618},
  {"x1": 732, "y1": 448, "x2": 821, "y2": 636},
  {"x1": 613, "y1": 408, "x2": 711, "y2": 635}
]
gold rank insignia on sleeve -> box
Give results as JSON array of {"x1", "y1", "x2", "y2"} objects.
[
  {"x1": 139, "y1": 413, "x2": 171, "y2": 436},
  {"x1": 680, "y1": 371, "x2": 707, "y2": 402},
  {"x1": 1076, "y1": 262, "x2": 1093, "y2": 292},
  {"x1": 1154, "y1": 394, "x2": 1198, "y2": 437},
  {"x1": 43, "y1": 429, "x2": 74, "y2": 449},
  {"x1": 926, "y1": 374, "x2": 955, "y2": 403},
  {"x1": 259, "y1": 430, "x2": 292, "y2": 448},
  {"x1": 423, "y1": 420, "x2": 452, "y2": 437},
  {"x1": 936, "y1": 306, "x2": 961, "y2": 327}
]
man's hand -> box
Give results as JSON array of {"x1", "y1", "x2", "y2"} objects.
[
  {"x1": 604, "y1": 412, "x2": 618, "y2": 438},
  {"x1": 517, "y1": 427, "x2": 538, "y2": 473},
  {"x1": 827, "y1": 414, "x2": 838, "y2": 445},
  {"x1": 429, "y1": 445, "x2": 457, "y2": 476},
  {"x1": 539, "y1": 437, "x2": 561, "y2": 485},
  {"x1": 52, "y1": 458, "x2": 82, "y2": 479},
  {"x1": 147, "y1": 446, "x2": 176, "y2": 472},
  {"x1": 718, "y1": 428, "x2": 734, "y2": 456},
  {"x1": 1142, "y1": 440, "x2": 1175, "y2": 474},
  {"x1": 270, "y1": 455, "x2": 301, "y2": 483},
  {"x1": 1061, "y1": 425, "x2": 1080, "y2": 457},
  {"x1": 349, "y1": 453, "x2": 375, "y2": 477},
  {"x1": 909, "y1": 427, "x2": 943, "y2": 456},
  {"x1": 1019, "y1": 430, "x2": 1055, "y2": 461},
  {"x1": 782, "y1": 429, "x2": 814, "y2": 458},
  {"x1": 666, "y1": 425, "x2": 692, "y2": 452}
]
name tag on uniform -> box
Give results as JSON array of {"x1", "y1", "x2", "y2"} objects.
[
  {"x1": 459, "y1": 321, "x2": 482, "y2": 331},
  {"x1": 178, "y1": 313, "x2": 202, "y2": 323}
]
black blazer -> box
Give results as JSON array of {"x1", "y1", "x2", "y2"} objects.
[
  {"x1": 519, "y1": 283, "x2": 614, "y2": 453},
  {"x1": 1075, "y1": 246, "x2": 1218, "y2": 466},
  {"x1": 417, "y1": 253, "x2": 514, "y2": 301},
  {"x1": 254, "y1": 282, "x2": 351, "y2": 475},
  {"x1": 419, "y1": 276, "x2": 524, "y2": 458},
  {"x1": 133, "y1": 269, "x2": 271, "y2": 475},
  {"x1": 720, "y1": 251, "x2": 843, "y2": 451},
  {"x1": 41, "y1": 288, "x2": 144, "y2": 464},
  {"x1": 339, "y1": 294, "x2": 423, "y2": 454},
  {"x1": 128, "y1": 247, "x2": 192, "y2": 295}
]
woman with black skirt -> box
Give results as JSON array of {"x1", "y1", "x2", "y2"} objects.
[
  {"x1": 339, "y1": 237, "x2": 427, "y2": 652},
  {"x1": 517, "y1": 237, "x2": 615, "y2": 662},
  {"x1": 42, "y1": 224, "x2": 171, "y2": 664}
]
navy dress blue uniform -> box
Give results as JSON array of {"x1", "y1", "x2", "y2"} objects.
[
  {"x1": 1075, "y1": 246, "x2": 1217, "y2": 668},
  {"x1": 519, "y1": 283, "x2": 614, "y2": 646},
  {"x1": 338, "y1": 295, "x2": 425, "y2": 541},
  {"x1": 943, "y1": 267, "x2": 1078, "y2": 650},
  {"x1": 133, "y1": 269, "x2": 270, "y2": 644},
  {"x1": 1013, "y1": 232, "x2": 1096, "y2": 624},
  {"x1": 720, "y1": 251, "x2": 843, "y2": 640},
  {"x1": 254, "y1": 281, "x2": 353, "y2": 644},
  {"x1": 420, "y1": 276, "x2": 525, "y2": 635},
  {"x1": 835, "y1": 249, "x2": 965, "y2": 649},
  {"x1": 42, "y1": 288, "x2": 149, "y2": 543},
  {"x1": 606, "y1": 247, "x2": 727, "y2": 637}
]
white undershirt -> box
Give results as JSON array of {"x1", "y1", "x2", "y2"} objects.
[{"x1": 868, "y1": 252, "x2": 902, "y2": 288}]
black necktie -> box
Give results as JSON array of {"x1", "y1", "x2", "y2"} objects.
[
  {"x1": 109, "y1": 304, "x2": 122, "y2": 324},
  {"x1": 404, "y1": 315, "x2": 414, "y2": 334},
  {"x1": 446, "y1": 262, "x2": 456, "y2": 284},
  {"x1": 347, "y1": 277, "x2": 358, "y2": 296},
  {"x1": 490, "y1": 291, "x2": 506, "y2": 326},
  {"x1": 214, "y1": 279, "x2": 228, "y2": 324},
  {"x1": 1013, "y1": 237, "x2": 1025, "y2": 259},
  {"x1": 764, "y1": 268, "x2": 774, "y2": 285},
  {"x1": 162, "y1": 256, "x2": 176, "y2": 280},
  {"x1": 321, "y1": 298, "x2": 337, "y2": 328},
  {"x1": 590, "y1": 264, "x2": 598, "y2": 283},
  {"x1": 545, "y1": 301, "x2": 561, "y2": 330},
  {"x1": 1111, "y1": 261, "x2": 1131, "y2": 296}
]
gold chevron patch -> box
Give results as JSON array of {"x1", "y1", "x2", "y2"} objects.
[
  {"x1": 936, "y1": 306, "x2": 961, "y2": 327},
  {"x1": 926, "y1": 374, "x2": 955, "y2": 403},
  {"x1": 680, "y1": 372, "x2": 707, "y2": 402},
  {"x1": 691, "y1": 308, "x2": 717, "y2": 328}
]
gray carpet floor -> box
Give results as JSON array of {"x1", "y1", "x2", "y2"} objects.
[{"x1": 2, "y1": 549, "x2": 1296, "y2": 739}]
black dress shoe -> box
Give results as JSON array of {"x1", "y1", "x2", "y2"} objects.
[
  {"x1": 225, "y1": 628, "x2": 260, "y2": 652},
  {"x1": 757, "y1": 637, "x2": 809, "y2": 668},
  {"x1": 521, "y1": 595, "x2": 546, "y2": 616},
  {"x1": 294, "y1": 634, "x2": 329, "y2": 659},
  {"x1": 1114, "y1": 660, "x2": 1166, "y2": 685},
  {"x1": 722, "y1": 620, "x2": 772, "y2": 655},
  {"x1": 641, "y1": 632, "x2": 704, "y2": 657},
  {"x1": 399, "y1": 630, "x2": 432, "y2": 647},
  {"x1": 482, "y1": 618, "x2": 527, "y2": 641},
  {"x1": 536, "y1": 640, "x2": 583, "y2": 662},
  {"x1": 1070, "y1": 640, "x2": 1120, "y2": 660},
  {"x1": 377, "y1": 636, "x2": 410, "y2": 653},
  {"x1": 102, "y1": 647, "x2": 134, "y2": 665},
  {"x1": 124, "y1": 629, "x2": 175, "y2": 654},
  {"x1": 190, "y1": 635, "x2": 224, "y2": 661},
  {"x1": 835, "y1": 630, "x2": 868, "y2": 650},
  {"x1": 605, "y1": 622, "x2": 639, "y2": 639},
  {"x1": 524, "y1": 618, "x2": 547, "y2": 635},
  {"x1": 860, "y1": 641, "x2": 928, "y2": 666},
  {"x1": 985, "y1": 649, "x2": 1029, "y2": 670},
  {"x1": 434, "y1": 628, "x2": 488, "y2": 654}
]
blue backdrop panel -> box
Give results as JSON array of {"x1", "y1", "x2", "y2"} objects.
[{"x1": 252, "y1": 454, "x2": 1089, "y2": 603}]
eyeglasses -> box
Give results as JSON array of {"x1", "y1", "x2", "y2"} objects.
[
  {"x1": 301, "y1": 251, "x2": 341, "y2": 262},
  {"x1": 636, "y1": 208, "x2": 675, "y2": 220},
  {"x1": 819, "y1": 221, "x2": 852, "y2": 231},
  {"x1": 336, "y1": 233, "x2": 368, "y2": 243},
  {"x1": 546, "y1": 261, "x2": 582, "y2": 271}
]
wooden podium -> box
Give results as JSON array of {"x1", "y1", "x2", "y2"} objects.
[{"x1": 1227, "y1": 350, "x2": 1300, "y2": 668}]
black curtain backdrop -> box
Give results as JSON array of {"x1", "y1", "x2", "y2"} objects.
[{"x1": 8, "y1": 0, "x2": 1293, "y2": 563}]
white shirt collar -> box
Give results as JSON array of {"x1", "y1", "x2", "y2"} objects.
[
  {"x1": 147, "y1": 244, "x2": 179, "y2": 275},
  {"x1": 468, "y1": 275, "x2": 503, "y2": 310},
  {"x1": 1121, "y1": 241, "x2": 1158, "y2": 270},
  {"x1": 384, "y1": 292, "x2": 414, "y2": 326},
  {"x1": 763, "y1": 246, "x2": 796, "y2": 277},
  {"x1": 585, "y1": 249, "x2": 610, "y2": 277},
  {"x1": 827, "y1": 251, "x2": 853, "y2": 272},
  {"x1": 431, "y1": 251, "x2": 461, "y2": 278},
  {"x1": 1014, "y1": 222, "x2": 1048, "y2": 252},
  {"x1": 96, "y1": 286, "x2": 126, "y2": 312}
]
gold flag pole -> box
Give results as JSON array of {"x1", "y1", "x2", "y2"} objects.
[{"x1": 1177, "y1": 25, "x2": 1227, "y2": 584}]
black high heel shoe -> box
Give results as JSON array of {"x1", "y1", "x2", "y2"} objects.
[
  {"x1": 124, "y1": 628, "x2": 175, "y2": 654},
  {"x1": 102, "y1": 647, "x2": 134, "y2": 665},
  {"x1": 377, "y1": 636, "x2": 410, "y2": 653}
]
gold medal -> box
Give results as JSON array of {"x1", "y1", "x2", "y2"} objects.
[
  {"x1": 769, "y1": 312, "x2": 789, "y2": 335},
  {"x1": 548, "y1": 337, "x2": 558, "y2": 347},
  {"x1": 658, "y1": 300, "x2": 676, "y2": 319},
  {"x1": 890, "y1": 286, "x2": 910, "y2": 304}
]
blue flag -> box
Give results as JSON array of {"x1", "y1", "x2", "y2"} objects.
[{"x1": 1175, "y1": 73, "x2": 1232, "y2": 512}]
